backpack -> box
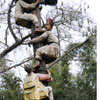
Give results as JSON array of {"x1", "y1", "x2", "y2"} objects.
[{"x1": 24, "y1": 74, "x2": 48, "y2": 100}]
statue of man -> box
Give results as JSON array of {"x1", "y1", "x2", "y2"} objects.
[
  {"x1": 15, "y1": 0, "x2": 41, "y2": 28},
  {"x1": 24, "y1": 18, "x2": 59, "y2": 68},
  {"x1": 24, "y1": 64, "x2": 54, "y2": 100}
]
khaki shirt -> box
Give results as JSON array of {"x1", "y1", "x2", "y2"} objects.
[{"x1": 31, "y1": 31, "x2": 58, "y2": 44}]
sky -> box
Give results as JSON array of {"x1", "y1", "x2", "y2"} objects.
[{"x1": 42, "y1": 0, "x2": 97, "y2": 22}]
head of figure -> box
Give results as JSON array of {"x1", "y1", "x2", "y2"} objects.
[
  {"x1": 24, "y1": 64, "x2": 33, "y2": 74},
  {"x1": 45, "y1": 18, "x2": 53, "y2": 31}
]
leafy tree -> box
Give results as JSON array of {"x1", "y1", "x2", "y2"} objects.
[
  {"x1": 0, "y1": 59, "x2": 24, "y2": 100},
  {"x1": 50, "y1": 36, "x2": 96, "y2": 100},
  {"x1": 75, "y1": 36, "x2": 96, "y2": 100},
  {"x1": 50, "y1": 60, "x2": 76, "y2": 100}
]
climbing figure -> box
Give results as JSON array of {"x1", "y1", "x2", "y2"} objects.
[
  {"x1": 24, "y1": 64, "x2": 54, "y2": 100},
  {"x1": 15, "y1": 0, "x2": 41, "y2": 28},
  {"x1": 24, "y1": 18, "x2": 59, "y2": 68}
]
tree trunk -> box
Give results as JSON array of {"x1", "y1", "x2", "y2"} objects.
[{"x1": 30, "y1": 5, "x2": 48, "y2": 87}]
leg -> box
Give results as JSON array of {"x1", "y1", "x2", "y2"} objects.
[
  {"x1": 33, "y1": 48, "x2": 43, "y2": 68},
  {"x1": 33, "y1": 48, "x2": 48, "y2": 86},
  {"x1": 23, "y1": 13, "x2": 39, "y2": 27},
  {"x1": 15, "y1": 13, "x2": 39, "y2": 28},
  {"x1": 35, "y1": 45, "x2": 58, "y2": 63},
  {"x1": 46, "y1": 86, "x2": 54, "y2": 100}
]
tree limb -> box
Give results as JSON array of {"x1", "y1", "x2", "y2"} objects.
[
  {"x1": 0, "y1": 35, "x2": 95, "y2": 73},
  {"x1": 0, "y1": 56, "x2": 34, "y2": 73},
  {"x1": 8, "y1": 0, "x2": 18, "y2": 42},
  {"x1": 0, "y1": 33, "x2": 32, "y2": 59},
  {"x1": 47, "y1": 35, "x2": 96, "y2": 69}
]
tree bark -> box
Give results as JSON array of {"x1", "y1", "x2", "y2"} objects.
[{"x1": 30, "y1": 5, "x2": 48, "y2": 87}]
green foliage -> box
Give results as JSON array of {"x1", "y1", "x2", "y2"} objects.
[
  {"x1": 0, "y1": 72, "x2": 24, "y2": 100},
  {"x1": 75, "y1": 37, "x2": 96, "y2": 100},
  {"x1": 50, "y1": 61, "x2": 76, "y2": 100},
  {"x1": 0, "y1": 59, "x2": 24, "y2": 100},
  {"x1": 50, "y1": 36, "x2": 96, "y2": 100}
]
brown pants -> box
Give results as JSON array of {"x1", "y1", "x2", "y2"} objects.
[
  {"x1": 15, "y1": 13, "x2": 38, "y2": 25},
  {"x1": 35, "y1": 44, "x2": 59, "y2": 61}
]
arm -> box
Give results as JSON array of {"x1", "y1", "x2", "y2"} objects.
[
  {"x1": 36, "y1": 73, "x2": 51, "y2": 81},
  {"x1": 28, "y1": 31, "x2": 48, "y2": 44},
  {"x1": 46, "y1": 70, "x2": 53, "y2": 82},
  {"x1": 19, "y1": 0, "x2": 39, "y2": 9},
  {"x1": 36, "y1": 70, "x2": 53, "y2": 82}
]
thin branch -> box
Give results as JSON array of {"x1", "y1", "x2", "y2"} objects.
[
  {"x1": 0, "y1": 56, "x2": 34, "y2": 73},
  {"x1": 8, "y1": 0, "x2": 18, "y2": 42},
  {"x1": 5, "y1": 26, "x2": 9, "y2": 45},
  {"x1": 0, "y1": 41, "x2": 9, "y2": 47}
]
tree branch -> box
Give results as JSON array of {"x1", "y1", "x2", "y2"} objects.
[
  {"x1": 47, "y1": 35, "x2": 96, "y2": 69},
  {"x1": 0, "y1": 56, "x2": 34, "y2": 73},
  {"x1": 0, "y1": 35, "x2": 95, "y2": 73},
  {"x1": 0, "y1": 33, "x2": 32, "y2": 59},
  {"x1": 8, "y1": 0, "x2": 18, "y2": 42},
  {"x1": 0, "y1": 41, "x2": 9, "y2": 47}
]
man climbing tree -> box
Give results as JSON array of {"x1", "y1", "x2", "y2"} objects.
[
  {"x1": 15, "y1": 0, "x2": 41, "y2": 29},
  {"x1": 24, "y1": 64, "x2": 54, "y2": 100},
  {"x1": 24, "y1": 18, "x2": 59, "y2": 69}
]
